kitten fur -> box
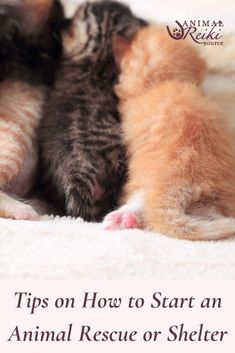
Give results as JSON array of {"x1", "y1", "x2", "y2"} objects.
[
  {"x1": 38, "y1": 0, "x2": 147, "y2": 221},
  {"x1": 104, "y1": 26, "x2": 235, "y2": 240},
  {"x1": 0, "y1": 0, "x2": 64, "y2": 220}
]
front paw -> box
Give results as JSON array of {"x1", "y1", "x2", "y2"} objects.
[{"x1": 3, "y1": 203, "x2": 40, "y2": 221}]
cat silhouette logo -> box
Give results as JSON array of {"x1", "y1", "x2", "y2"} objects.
[{"x1": 166, "y1": 20, "x2": 224, "y2": 46}]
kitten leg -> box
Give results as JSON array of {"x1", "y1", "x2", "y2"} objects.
[
  {"x1": 103, "y1": 191, "x2": 144, "y2": 231},
  {"x1": 63, "y1": 162, "x2": 104, "y2": 221},
  {"x1": 0, "y1": 191, "x2": 39, "y2": 221}
]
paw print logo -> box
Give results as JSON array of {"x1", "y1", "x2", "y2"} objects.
[
  {"x1": 173, "y1": 28, "x2": 182, "y2": 38},
  {"x1": 166, "y1": 21, "x2": 184, "y2": 40}
]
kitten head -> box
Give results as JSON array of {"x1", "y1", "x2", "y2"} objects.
[
  {"x1": 0, "y1": 0, "x2": 65, "y2": 85},
  {"x1": 0, "y1": 7, "x2": 18, "y2": 81},
  {"x1": 62, "y1": 0, "x2": 147, "y2": 61},
  {"x1": 114, "y1": 26, "x2": 207, "y2": 99},
  {"x1": 10, "y1": 0, "x2": 64, "y2": 58}
]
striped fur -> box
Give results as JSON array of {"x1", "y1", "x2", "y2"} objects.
[
  {"x1": 38, "y1": 0, "x2": 147, "y2": 221},
  {"x1": 0, "y1": 80, "x2": 45, "y2": 195},
  {"x1": 0, "y1": 0, "x2": 64, "y2": 220}
]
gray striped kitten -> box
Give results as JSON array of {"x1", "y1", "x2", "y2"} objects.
[{"x1": 38, "y1": 0, "x2": 147, "y2": 221}]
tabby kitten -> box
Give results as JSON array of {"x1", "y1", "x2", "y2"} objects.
[
  {"x1": 0, "y1": 0, "x2": 64, "y2": 220},
  {"x1": 38, "y1": 0, "x2": 147, "y2": 221}
]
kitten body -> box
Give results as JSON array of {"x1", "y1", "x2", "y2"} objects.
[
  {"x1": 104, "y1": 26, "x2": 235, "y2": 240},
  {"x1": 38, "y1": 0, "x2": 146, "y2": 221},
  {"x1": 0, "y1": 0, "x2": 63, "y2": 220}
]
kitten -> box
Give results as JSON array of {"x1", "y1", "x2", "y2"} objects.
[
  {"x1": 104, "y1": 26, "x2": 235, "y2": 240},
  {"x1": 38, "y1": 0, "x2": 147, "y2": 221},
  {"x1": 0, "y1": 0, "x2": 64, "y2": 220}
]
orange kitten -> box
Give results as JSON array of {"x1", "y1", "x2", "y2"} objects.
[
  {"x1": 103, "y1": 26, "x2": 235, "y2": 240},
  {"x1": 0, "y1": 0, "x2": 63, "y2": 220},
  {"x1": 0, "y1": 81, "x2": 45, "y2": 220}
]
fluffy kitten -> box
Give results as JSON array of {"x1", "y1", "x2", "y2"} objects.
[
  {"x1": 104, "y1": 26, "x2": 235, "y2": 240},
  {"x1": 38, "y1": 0, "x2": 146, "y2": 221},
  {"x1": 0, "y1": 0, "x2": 63, "y2": 220}
]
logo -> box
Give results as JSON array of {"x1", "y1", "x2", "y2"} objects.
[{"x1": 166, "y1": 20, "x2": 224, "y2": 45}]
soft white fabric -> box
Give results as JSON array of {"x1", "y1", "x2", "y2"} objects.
[
  {"x1": 0, "y1": 0, "x2": 235, "y2": 280},
  {"x1": 1, "y1": 217, "x2": 235, "y2": 279}
]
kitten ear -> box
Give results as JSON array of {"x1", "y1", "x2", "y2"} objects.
[
  {"x1": 113, "y1": 35, "x2": 131, "y2": 66},
  {"x1": 14, "y1": 0, "x2": 56, "y2": 36},
  {"x1": 60, "y1": 0, "x2": 84, "y2": 18},
  {"x1": 61, "y1": 3, "x2": 85, "y2": 42}
]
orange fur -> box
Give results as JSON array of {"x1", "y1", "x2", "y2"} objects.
[
  {"x1": 0, "y1": 80, "x2": 45, "y2": 220},
  {"x1": 0, "y1": 0, "x2": 58, "y2": 220},
  {"x1": 115, "y1": 26, "x2": 235, "y2": 240}
]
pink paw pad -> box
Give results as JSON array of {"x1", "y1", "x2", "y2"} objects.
[{"x1": 103, "y1": 210, "x2": 141, "y2": 231}]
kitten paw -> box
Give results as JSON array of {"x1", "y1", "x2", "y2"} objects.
[
  {"x1": 103, "y1": 210, "x2": 142, "y2": 231},
  {"x1": 5, "y1": 203, "x2": 40, "y2": 221}
]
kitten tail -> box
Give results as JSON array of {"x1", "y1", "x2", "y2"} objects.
[
  {"x1": 150, "y1": 210, "x2": 235, "y2": 241},
  {"x1": 145, "y1": 188, "x2": 235, "y2": 241}
]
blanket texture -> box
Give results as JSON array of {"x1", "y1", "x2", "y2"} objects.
[{"x1": 0, "y1": 0, "x2": 235, "y2": 280}]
